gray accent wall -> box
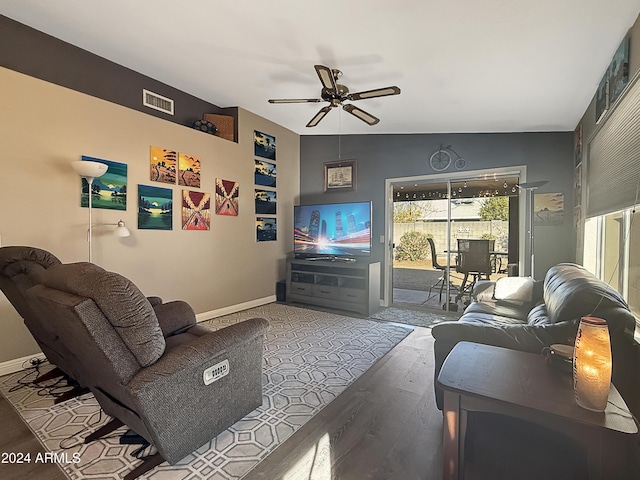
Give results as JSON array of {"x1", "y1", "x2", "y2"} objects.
[{"x1": 300, "y1": 132, "x2": 575, "y2": 292}]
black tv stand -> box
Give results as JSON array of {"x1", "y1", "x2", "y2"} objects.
[{"x1": 286, "y1": 258, "x2": 380, "y2": 316}]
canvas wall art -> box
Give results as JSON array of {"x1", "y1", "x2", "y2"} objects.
[
  {"x1": 608, "y1": 36, "x2": 630, "y2": 106},
  {"x1": 573, "y1": 124, "x2": 582, "y2": 167},
  {"x1": 254, "y1": 130, "x2": 276, "y2": 160},
  {"x1": 182, "y1": 190, "x2": 210, "y2": 230},
  {"x1": 256, "y1": 217, "x2": 277, "y2": 242},
  {"x1": 254, "y1": 159, "x2": 276, "y2": 188},
  {"x1": 80, "y1": 155, "x2": 127, "y2": 210},
  {"x1": 178, "y1": 152, "x2": 201, "y2": 188},
  {"x1": 215, "y1": 178, "x2": 239, "y2": 216},
  {"x1": 534, "y1": 192, "x2": 564, "y2": 226},
  {"x1": 138, "y1": 184, "x2": 173, "y2": 230},
  {"x1": 149, "y1": 146, "x2": 176, "y2": 184},
  {"x1": 255, "y1": 189, "x2": 276, "y2": 214},
  {"x1": 595, "y1": 73, "x2": 608, "y2": 124}
]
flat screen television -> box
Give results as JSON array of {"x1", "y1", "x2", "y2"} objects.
[{"x1": 294, "y1": 201, "x2": 372, "y2": 259}]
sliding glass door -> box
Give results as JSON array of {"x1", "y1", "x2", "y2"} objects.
[{"x1": 385, "y1": 167, "x2": 525, "y2": 310}]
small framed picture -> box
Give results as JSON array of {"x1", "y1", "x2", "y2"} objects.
[{"x1": 323, "y1": 159, "x2": 357, "y2": 192}]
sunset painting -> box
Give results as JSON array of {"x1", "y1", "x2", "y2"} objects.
[
  {"x1": 80, "y1": 156, "x2": 127, "y2": 211},
  {"x1": 138, "y1": 184, "x2": 173, "y2": 230},
  {"x1": 256, "y1": 217, "x2": 277, "y2": 242},
  {"x1": 255, "y1": 189, "x2": 276, "y2": 215},
  {"x1": 182, "y1": 190, "x2": 210, "y2": 230},
  {"x1": 178, "y1": 152, "x2": 201, "y2": 188},
  {"x1": 534, "y1": 192, "x2": 564, "y2": 226},
  {"x1": 149, "y1": 146, "x2": 176, "y2": 184},
  {"x1": 255, "y1": 159, "x2": 276, "y2": 187},
  {"x1": 215, "y1": 178, "x2": 239, "y2": 216},
  {"x1": 254, "y1": 130, "x2": 276, "y2": 160}
]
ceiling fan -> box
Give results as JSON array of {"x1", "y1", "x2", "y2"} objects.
[{"x1": 268, "y1": 64, "x2": 401, "y2": 127}]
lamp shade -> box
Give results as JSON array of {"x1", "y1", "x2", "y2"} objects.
[
  {"x1": 573, "y1": 316, "x2": 612, "y2": 412},
  {"x1": 71, "y1": 160, "x2": 108, "y2": 179},
  {"x1": 114, "y1": 220, "x2": 131, "y2": 237}
]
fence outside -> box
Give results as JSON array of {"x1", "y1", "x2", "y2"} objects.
[{"x1": 394, "y1": 221, "x2": 509, "y2": 255}]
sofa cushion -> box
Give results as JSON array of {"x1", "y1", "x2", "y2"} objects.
[
  {"x1": 463, "y1": 300, "x2": 531, "y2": 323},
  {"x1": 40, "y1": 262, "x2": 166, "y2": 367},
  {"x1": 493, "y1": 276, "x2": 535, "y2": 304}
]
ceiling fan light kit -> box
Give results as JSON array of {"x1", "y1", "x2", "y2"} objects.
[{"x1": 268, "y1": 64, "x2": 401, "y2": 127}]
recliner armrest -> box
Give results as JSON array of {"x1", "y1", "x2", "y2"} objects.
[
  {"x1": 129, "y1": 317, "x2": 270, "y2": 387},
  {"x1": 153, "y1": 300, "x2": 197, "y2": 337},
  {"x1": 147, "y1": 296, "x2": 163, "y2": 306}
]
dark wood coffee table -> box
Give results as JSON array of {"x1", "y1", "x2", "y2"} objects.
[{"x1": 437, "y1": 341, "x2": 638, "y2": 480}]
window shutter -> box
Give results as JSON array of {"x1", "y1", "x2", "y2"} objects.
[{"x1": 587, "y1": 75, "x2": 640, "y2": 218}]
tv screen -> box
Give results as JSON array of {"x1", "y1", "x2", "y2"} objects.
[{"x1": 294, "y1": 201, "x2": 372, "y2": 257}]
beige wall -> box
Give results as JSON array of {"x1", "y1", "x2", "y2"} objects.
[{"x1": 0, "y1": 67, "x2": 299, "y2": 363}]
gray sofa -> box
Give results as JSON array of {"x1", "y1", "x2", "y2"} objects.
[
  {"x1": 432, "y1": 263, "x2": 637, "y2": 411},
  {"x1": 23, "y1": 258, "x2": 269, "y2": 479}
]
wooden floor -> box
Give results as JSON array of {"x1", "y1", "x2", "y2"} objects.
[
  {"x1": 244, "y1": 327, "x2": 443, "y2": 480},
  {"x1": 0, "y1": 394, "x2": 66, "y2": 480}
]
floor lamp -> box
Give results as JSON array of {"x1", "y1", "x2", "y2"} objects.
[
  {"x1": 71, "y1": 160, "x2": 108, "y2": 262},
  {"x1": 518, "y1": 180, "x2": 548, "y2": 278}
]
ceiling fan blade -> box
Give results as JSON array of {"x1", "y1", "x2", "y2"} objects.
[
  {"x1": 314, "y1": 64, "x2": 337, "y2": 92},
  {"x1": 306, "y1": 106, "x2": 332, "y2": 127},
  {"x1": 343, "y1": 104, "x2": 380, "y2": 125},
  {"x1": 268, "y1": 98, "x2": 322, "y2": 104},
  {"x1": 348, "y1": 86, "x2": 401, "y2": 101}
]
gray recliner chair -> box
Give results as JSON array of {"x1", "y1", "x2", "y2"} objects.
[
  {"x1": 26, "y1": 260, "x2": 269, "y2": 479},
  {"x1": 0, "y1": 246, "x2": 88, "y2": 399}
]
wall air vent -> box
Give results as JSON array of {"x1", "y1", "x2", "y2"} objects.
[{"x1": 143, "y1": 89, "x2": 174, "y2": 115}]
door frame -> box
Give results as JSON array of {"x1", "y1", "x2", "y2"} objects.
[{"x1": 383, "y1": 166, "x2": 528, "y2": 307}]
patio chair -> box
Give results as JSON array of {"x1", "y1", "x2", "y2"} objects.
[
  {"x1": 455, "y1": 239, "x2": 492, "y2": 303},
  {"x1": 426, "y1": 237, "x2": 457, "y2": 302}
]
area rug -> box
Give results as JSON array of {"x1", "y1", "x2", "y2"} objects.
[
  {"x1": 370, "y1": 306, "x2": 460, "y2": 328},
  {"x1": 0, "y1": 303, "x2": 411, "y2": 480}
]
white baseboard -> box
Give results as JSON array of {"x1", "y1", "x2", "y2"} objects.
[
  {"x1": 0, "y1": 353, "x2": 46, "y2": 377},
  {"x1": 195, "y1": 296, "x2": 277, "y2": 322},
  {"x1": 0, "y1": 298, "x2": 277, "y2": 376}
]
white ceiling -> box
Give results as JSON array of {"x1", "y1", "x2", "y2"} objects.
[{"x1": 2, "y1": 0, "x2": 640, "y2": 135}]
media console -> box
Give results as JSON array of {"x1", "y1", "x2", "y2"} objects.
[{"x1": 286, "y1": 258, "x2": 380, "y2": 316}]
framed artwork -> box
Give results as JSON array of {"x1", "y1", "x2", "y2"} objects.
[
  {"x1": 254, "y1": 130, "x2": 276, "y2": 160},
  {"x1": 149, "y1": 146, "x2": 176, "y2": 184},
  {"x1": 574, "y1": 164, "x2": 582, "y2": 208},
  {"x1": 256, "y1": 217, "x2": 277, "y2": 242},
  {"x1": 182, "y1": 190, "x2": 210, "y2": 230},
  {"x1": 595, "y1": 72, "x2": 609, "y2": 124},
  {"x1": 178, "y1": 152, "x2": 201, "y2": 188},
  {"x1": 255, "y1": 189, "x2": 276, "y2": 214},
  {"x1": 215, "y1": 178, "x2": 239, "y2": 216},
  {"x1": 573, "y1": 124, "x2": 582, "y2": 167},
  {"x1": 534, "y1": 192, "x2": 564, "y2": 226},
  {"x1": 608, "y1": 36, "x2": 630, "y2": 106},
  {"x1": 254, "y1": 159, "x2": 276, "y2": 188},
  {"x1": 324, "y1": 159, "x2": 357, "y2": 192},
  {"x1": 80, "y1": 156, "x2": 127, "y2": 210},
  {"x1": 138, "y1": 184, "x2": 173, "y2": 230}
]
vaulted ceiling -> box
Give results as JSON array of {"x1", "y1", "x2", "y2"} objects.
[{"x1": 2, "y1": 0, "x2": 640, "y2": 135}]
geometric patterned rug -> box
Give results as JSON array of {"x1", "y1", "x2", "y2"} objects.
[
  {"x1": 370, "y1": 306, "x2": 460, "y2": 328},
  {"x1": 0, "y1": 303, "x2": 412, "y2": 479}
]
